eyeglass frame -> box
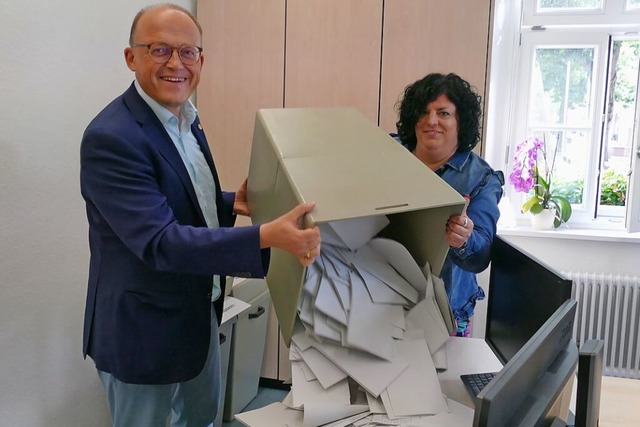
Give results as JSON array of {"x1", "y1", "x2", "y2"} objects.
[{"x1": 130, "y1": 42, "x2": 203, "y2": 65}]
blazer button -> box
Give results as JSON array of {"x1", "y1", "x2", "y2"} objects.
[{"x1": 206, "y1": 292, "x2": 212, "y2": 300}]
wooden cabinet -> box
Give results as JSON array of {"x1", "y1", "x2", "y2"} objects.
[
  {"x1": 379, "y1": 0, "x2": 492, "y2": 132},
  {"x1": 197, "y1": 0, "x2": 285, "y2": 201},
  {"x1": 197, "y1": 0, "x2": 493, "y2": 382},
  {"x1": 284, "y1": 0, "x2": 383, "y2": 122},
  {"x1": 198, "y1": 0, "x2": 491, "y2": 190}
]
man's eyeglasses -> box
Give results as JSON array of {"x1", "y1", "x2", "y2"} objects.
[{"x1": 130, "y1": 43, "x2": 203, "y2": 66}]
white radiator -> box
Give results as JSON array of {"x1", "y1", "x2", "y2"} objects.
[{"x1": 564, "y1": 272, "x2": 640, "y2": 379}]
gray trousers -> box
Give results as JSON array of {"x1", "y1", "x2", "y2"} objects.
[{"x1": 98, "y1": 311, "x2": 221, "y2": 427}]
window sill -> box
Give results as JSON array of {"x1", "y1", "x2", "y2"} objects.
[
  {"x1": 497, "y1": 224, "x2": 640, "y2": 244},
  {"x1": 496, "y1": 198, "x2": 640, "y2": 244}
]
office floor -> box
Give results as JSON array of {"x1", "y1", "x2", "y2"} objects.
[
  {"x1": 222, "y1": 386, "x2": 289, "y2": 427},
  {"x1": 598, "y1": 376, "x2": 640, "y2": 427}
]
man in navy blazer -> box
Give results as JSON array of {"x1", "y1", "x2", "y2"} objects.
[{"x1": 80, "y1": 4, "x2": 320, "y2": 426}]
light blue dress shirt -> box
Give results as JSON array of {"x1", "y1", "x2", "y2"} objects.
[{"x1": 134, "y1": 81, "x2": 221, "y2": 301}]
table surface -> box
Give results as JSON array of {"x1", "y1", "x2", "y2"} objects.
[
  {"x1": 438, "y1": 337, "x2": 504, "y2": 409},
  {"x1": 442, "y1": 337, "x2": 640, "y2": 426}
]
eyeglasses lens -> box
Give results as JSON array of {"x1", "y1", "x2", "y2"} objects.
[{"x1": 148, "y1": 43, "x2": 200, "y2": 65}]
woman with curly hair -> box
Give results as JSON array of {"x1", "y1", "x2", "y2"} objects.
[{"x1": 393, "y1": 73, "x2": 504, "y2": 337}]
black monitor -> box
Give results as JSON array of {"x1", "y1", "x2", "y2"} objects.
[
  {"x1": 474, "y1": 299, "x2": 579, "y2": 426},
  {"x1": 486, "y1": 236, "x2": 574, "y2": 364}
]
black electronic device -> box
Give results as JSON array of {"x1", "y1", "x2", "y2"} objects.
[
  {"x1": 461, "y1": 236, "x2": 575, "y2": 399},
  {"x1": 461, "y1": 371, "x2": 497, "y2": 397},
  {"x1": 485, "y1": 236, "x2": 574, "y2": 365},
  {"x1": 473, "y1": 299, "x2": 579, "y2": 427},
  {"x1": 574, "y1": 339, "x2": 604, "y2": 427}
]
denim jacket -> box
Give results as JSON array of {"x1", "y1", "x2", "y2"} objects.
[
  {"x1": 436, "y1": 150, "x2": 504, "y2": 320},
  {"x1": 394, "y1": 136, "x2": 505, "y2": 320}
]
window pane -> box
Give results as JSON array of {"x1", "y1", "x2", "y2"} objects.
[
  {"x1": 529, "y1": 47, "x2": 595, "y2": 125},
  {"x1": 543, "y1": 130, "x2": 588, "y2": 205},
  {"x1": 537, "y1": 0, "x2": 602, "y2": 11},
  {"x1": 599, "y1": 39, "x2": 639, "y2": 211},
  {"x1": 514, "y1": 130, "x2": 589, "y2": 209},
  {"x1": 554, "y1": 130, "x2": 589, "y2": 206},
  {"x1": 626, "y1": 0, "x2": 640, "y2": 11}
]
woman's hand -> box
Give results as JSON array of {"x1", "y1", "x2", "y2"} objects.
[{"x1": 446, "y1": 214, "x2": 473, "y2": 248}]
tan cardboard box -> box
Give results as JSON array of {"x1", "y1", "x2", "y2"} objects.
[{"x1": 247, "y1": 107, "x2": 465, "y2": 344}]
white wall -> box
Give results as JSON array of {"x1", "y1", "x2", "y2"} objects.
[{"x1": 0, "y1": 1, "x2": 194, "y2": 426}]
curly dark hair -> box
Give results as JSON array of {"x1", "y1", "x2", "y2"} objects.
[{"x1": 395, "y1": 73, "x2": 482, "y2": 153}]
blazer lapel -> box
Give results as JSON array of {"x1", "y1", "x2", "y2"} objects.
[
  {"x1": 122, "y1": 84, "x2": 206, "y2": 223},
  {"x1": 192, "y1": 117, "x2": 224, "y2": 215}
]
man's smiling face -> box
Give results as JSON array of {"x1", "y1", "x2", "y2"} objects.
[{"x1": 124, "y1": 7, "x2": 203, "y2": 117}]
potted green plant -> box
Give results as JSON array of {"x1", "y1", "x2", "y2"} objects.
[{"x1": 509, "y1": 136, "x2": 572, "y2": 229}]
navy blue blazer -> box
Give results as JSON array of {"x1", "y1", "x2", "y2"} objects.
[{"x1": 80, "y1": 83, "x2": 269, "y2": 385}]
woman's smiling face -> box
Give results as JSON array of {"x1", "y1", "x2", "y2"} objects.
[{"x1": 414, "y1": 94, "x2": 459, "y2": 164}]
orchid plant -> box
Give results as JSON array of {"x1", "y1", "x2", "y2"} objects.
[{"x1": 509, "y1": 135, "x2": 572, "y2": 228}]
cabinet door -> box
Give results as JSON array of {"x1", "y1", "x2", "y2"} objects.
[
  {"x1": 379, "y1": 0, "x2": 492, "y2": 136},
  {"x1": 197, "y1": 0, "x2": 286, "y2": 192},
  {"x1": 284, "y1": 0, "x2": 383, "y2": 124}
]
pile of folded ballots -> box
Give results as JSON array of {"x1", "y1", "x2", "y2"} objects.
[{"x1": 235, "y1": 219, "x2": 475, "y2": 427}]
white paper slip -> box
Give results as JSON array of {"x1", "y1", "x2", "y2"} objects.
[
  {"x1": 299, "y1": 346, "x2": 348, "y2": 389},
  {"x1": 311, "y1": 338, "x2": 409, "y2": 398},
  {"x1": 320, "y1": 216, "x2": 390, "y2": 251},
  {"x1": 234, "y1": 402, "x2": 303, "y2": 427},
  {"x1": 222, "y1": 296, "x2": 252, "y2": 324},
  {"x1": 382, "y1": 339, "x2": 448, "y2": 417}
]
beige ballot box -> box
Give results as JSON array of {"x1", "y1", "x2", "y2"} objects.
[{"x1": 247, "y1": 107, "x2": 465, "y2": 345}]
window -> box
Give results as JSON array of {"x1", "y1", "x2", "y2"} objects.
[
  {"x1": 537, "y1": 0, "x2": 603, "y2": 11},
  {"x1": 495, "y1": 0, "x2": 640, "y2": 232}
]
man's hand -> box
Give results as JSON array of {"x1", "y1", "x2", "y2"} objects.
[
  {"x1": 233, "y1": 179, "x2": 250, "y2": 216},
  {"x1": 260, "y1": 202, "x2": 322, "y2": 266}
]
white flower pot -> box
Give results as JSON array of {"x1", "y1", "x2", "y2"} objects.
[{"x1": 530, "y1": 208, "x2": 556, "y2": 230}]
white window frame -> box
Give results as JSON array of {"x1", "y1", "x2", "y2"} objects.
[
  {"x1": 489, "y1": 0, "x2": 640, "y2": 233},
  {"x1": 627, "y1": 88, "x2": 640, "y2": 230},
  {"x1": 523, "y1": 0, "x2": 640, "y2": 27},
  {"x1": 513, "y1": 30, "x2": 611, "y2": 228}
]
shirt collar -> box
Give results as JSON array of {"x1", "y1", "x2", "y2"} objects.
[
  {"x1": 133, "y1": 80, "x2": 198, "y2": 127},
  {"x1": 441, "y1": 150, "x2": 472, "y2": 172}
]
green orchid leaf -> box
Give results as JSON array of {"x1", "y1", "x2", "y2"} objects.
[
  {"x1": 529, "y1": 203, "x2": 544, "y2": 215},
  {"x1": 521, "y1": 195, "x2": 543, "y2": 213},
  {"x1": 548, "y1": 195, "x2": 572, "y2": 227},
  {"x1": 547, "y1": 200, "x2": 562, "y2": 228},
  {"x1": 551, "y1": 195, "x2": 572, "y2": 222},
  {"x1": 538, "y1": 174, "x2": 550, "y2": 190}
]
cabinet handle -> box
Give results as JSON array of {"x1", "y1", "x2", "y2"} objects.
[{"x1": 249, "y1": 305, "x2": 266, "y2": 319}]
